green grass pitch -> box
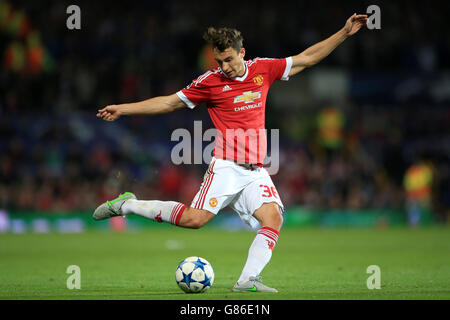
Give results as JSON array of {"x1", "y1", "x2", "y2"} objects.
[{"x1": 0, "y1": 226, "x2": 449, "y2": 299}]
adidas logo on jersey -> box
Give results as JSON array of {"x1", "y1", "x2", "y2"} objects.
[{"x1": 222, "y1": 85, "x2": 232, "y2": 91}]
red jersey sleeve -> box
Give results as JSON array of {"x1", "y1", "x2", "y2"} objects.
[
  {"x1": 176, "y1": 73, "x2": 211, "y2": 109},
  {"x1": 257, "y1": 57, "x2": 293, "y2": 84}
]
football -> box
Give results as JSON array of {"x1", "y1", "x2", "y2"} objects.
[{"x1": 175, "y1": 256, "x2": 215, "y2": 293}]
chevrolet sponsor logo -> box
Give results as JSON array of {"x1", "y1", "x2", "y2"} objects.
[
  {"x1": 233, "y1": 91, "x2": 261, "y2": 104},
  {"x1": 234, "y1": 102, "x2": 262, "y2": 112}
]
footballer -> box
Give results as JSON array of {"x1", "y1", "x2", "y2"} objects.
[{"x1": 94, "y1": 13, "x2": 368, "y2": 292}]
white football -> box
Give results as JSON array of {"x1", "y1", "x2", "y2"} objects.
[{"x1": 175, "y1": 256, "x2": 214, "y2": 293}]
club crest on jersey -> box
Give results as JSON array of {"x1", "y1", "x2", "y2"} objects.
[
  {"x1": 233, "y1": 91, "x2": 261, "y2": 104},
  {"x1": 209, "y1": 197, "x2": 218, "y2": 208},
  {"x1": 253, "y1": 74, "x2": 264, "y2": 86}
]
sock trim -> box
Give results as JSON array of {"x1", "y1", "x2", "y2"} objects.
[
  {"x1": 170, "y1": 203, "x2": 186, "y2": 225},
  {"x1": 174, "y1": 204, "x2": 186, "y2": 226},
  {"x1": 258, "y1": 226, "x2": 279, "y2": 243}
]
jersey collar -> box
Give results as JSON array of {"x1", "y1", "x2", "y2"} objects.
[
  {"x1": 220, "y1": 62, "x2": 248, "y2": 82},
  {"x1": 233, "y1": 62, "x2": 248, "y2": 81}
]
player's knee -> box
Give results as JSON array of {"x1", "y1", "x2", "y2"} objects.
[
  {"x1": 183, "y1": 208, "x2": 210, "y2": 229},
  {"x1": 269, "y1": 209, "x2": 283, "y2": 230},
  {"x1": 258, "y1": 203, "x2": 283, "y2": 230},
  {"x1": 189, "y1": 216, "x2": 207, "y2": 229}
]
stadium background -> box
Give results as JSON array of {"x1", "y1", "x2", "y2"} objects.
[{"x1": 1, "y1": 0, "x2": 448, "y2": 232}]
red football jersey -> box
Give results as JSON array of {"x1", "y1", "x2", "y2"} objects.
[{"x1": 176, "y1": 57, "x2": 292, "y2": 164}]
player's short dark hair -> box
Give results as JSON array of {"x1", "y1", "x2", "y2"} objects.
[{"x1": 203, "y1": 27, "x2": 244, "y2": 53}]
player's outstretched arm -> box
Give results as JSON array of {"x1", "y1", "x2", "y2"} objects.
[
  {"x1": 96, "y1": 93, "x2": 187, "y2": 121},
  {"x1": 288, "y1": 13, "x2": 368, "y2": 76}
]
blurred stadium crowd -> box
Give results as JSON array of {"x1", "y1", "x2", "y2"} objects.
[{"x1": 0, "y1": 0, "x2": 449, "y2": 222}]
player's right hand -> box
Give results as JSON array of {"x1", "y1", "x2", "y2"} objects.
[{"x1": 97, "y1": 105, "x2": 122, "y2": 121}]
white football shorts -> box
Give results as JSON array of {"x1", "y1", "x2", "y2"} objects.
[{"x1": 190, "y1": 157, "x2": 284, "y2": 230}]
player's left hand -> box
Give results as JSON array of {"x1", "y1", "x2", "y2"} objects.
[{"x1": 343, "y1": 13, "x2": 368, "y2": 36}]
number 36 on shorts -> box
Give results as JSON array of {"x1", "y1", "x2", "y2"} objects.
[{"x1": 259, "y1": 184, "x2": 279, "y2": 199}]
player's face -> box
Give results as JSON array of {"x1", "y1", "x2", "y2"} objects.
[{"x1": 214, "y1": 47, "x2": 245, "y2": 78}]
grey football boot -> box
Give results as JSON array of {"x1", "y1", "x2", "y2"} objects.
[
  {"x1": 232, "y1": 276, "x2": 278, "y2": 293},
  {"x1": 92, "y1": 192, "x2": 136, "y2": 220}
]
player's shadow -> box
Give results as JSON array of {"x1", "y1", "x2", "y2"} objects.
[{"x1": 138, "y1": 291, "x2": 186, "y2": 296}]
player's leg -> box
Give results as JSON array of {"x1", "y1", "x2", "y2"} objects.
[
  {"x1": 239, "y1": 202, "x2": 282, "y2": 277},
  {"x1": 178, "y1": 207, "x2": 215, "y2": 228},
  {"x1": 252, "y1": 201, "x2": 283, "y2": 231},
  {"x1": 230, "y1": 175, "x2": 284, "y2": 293},
  {"x1": 233, "y1": 202, "x2": 282, "y2": 293},
  {"x1": 93, "y1": 159, "x2": 222, "y2": 228},
  {"x1": 122, "y1": 199, "x2": 215, "y2": 229},
  {"x1": 93, "y1": 192, "x2": 214, "y2": 229}
]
